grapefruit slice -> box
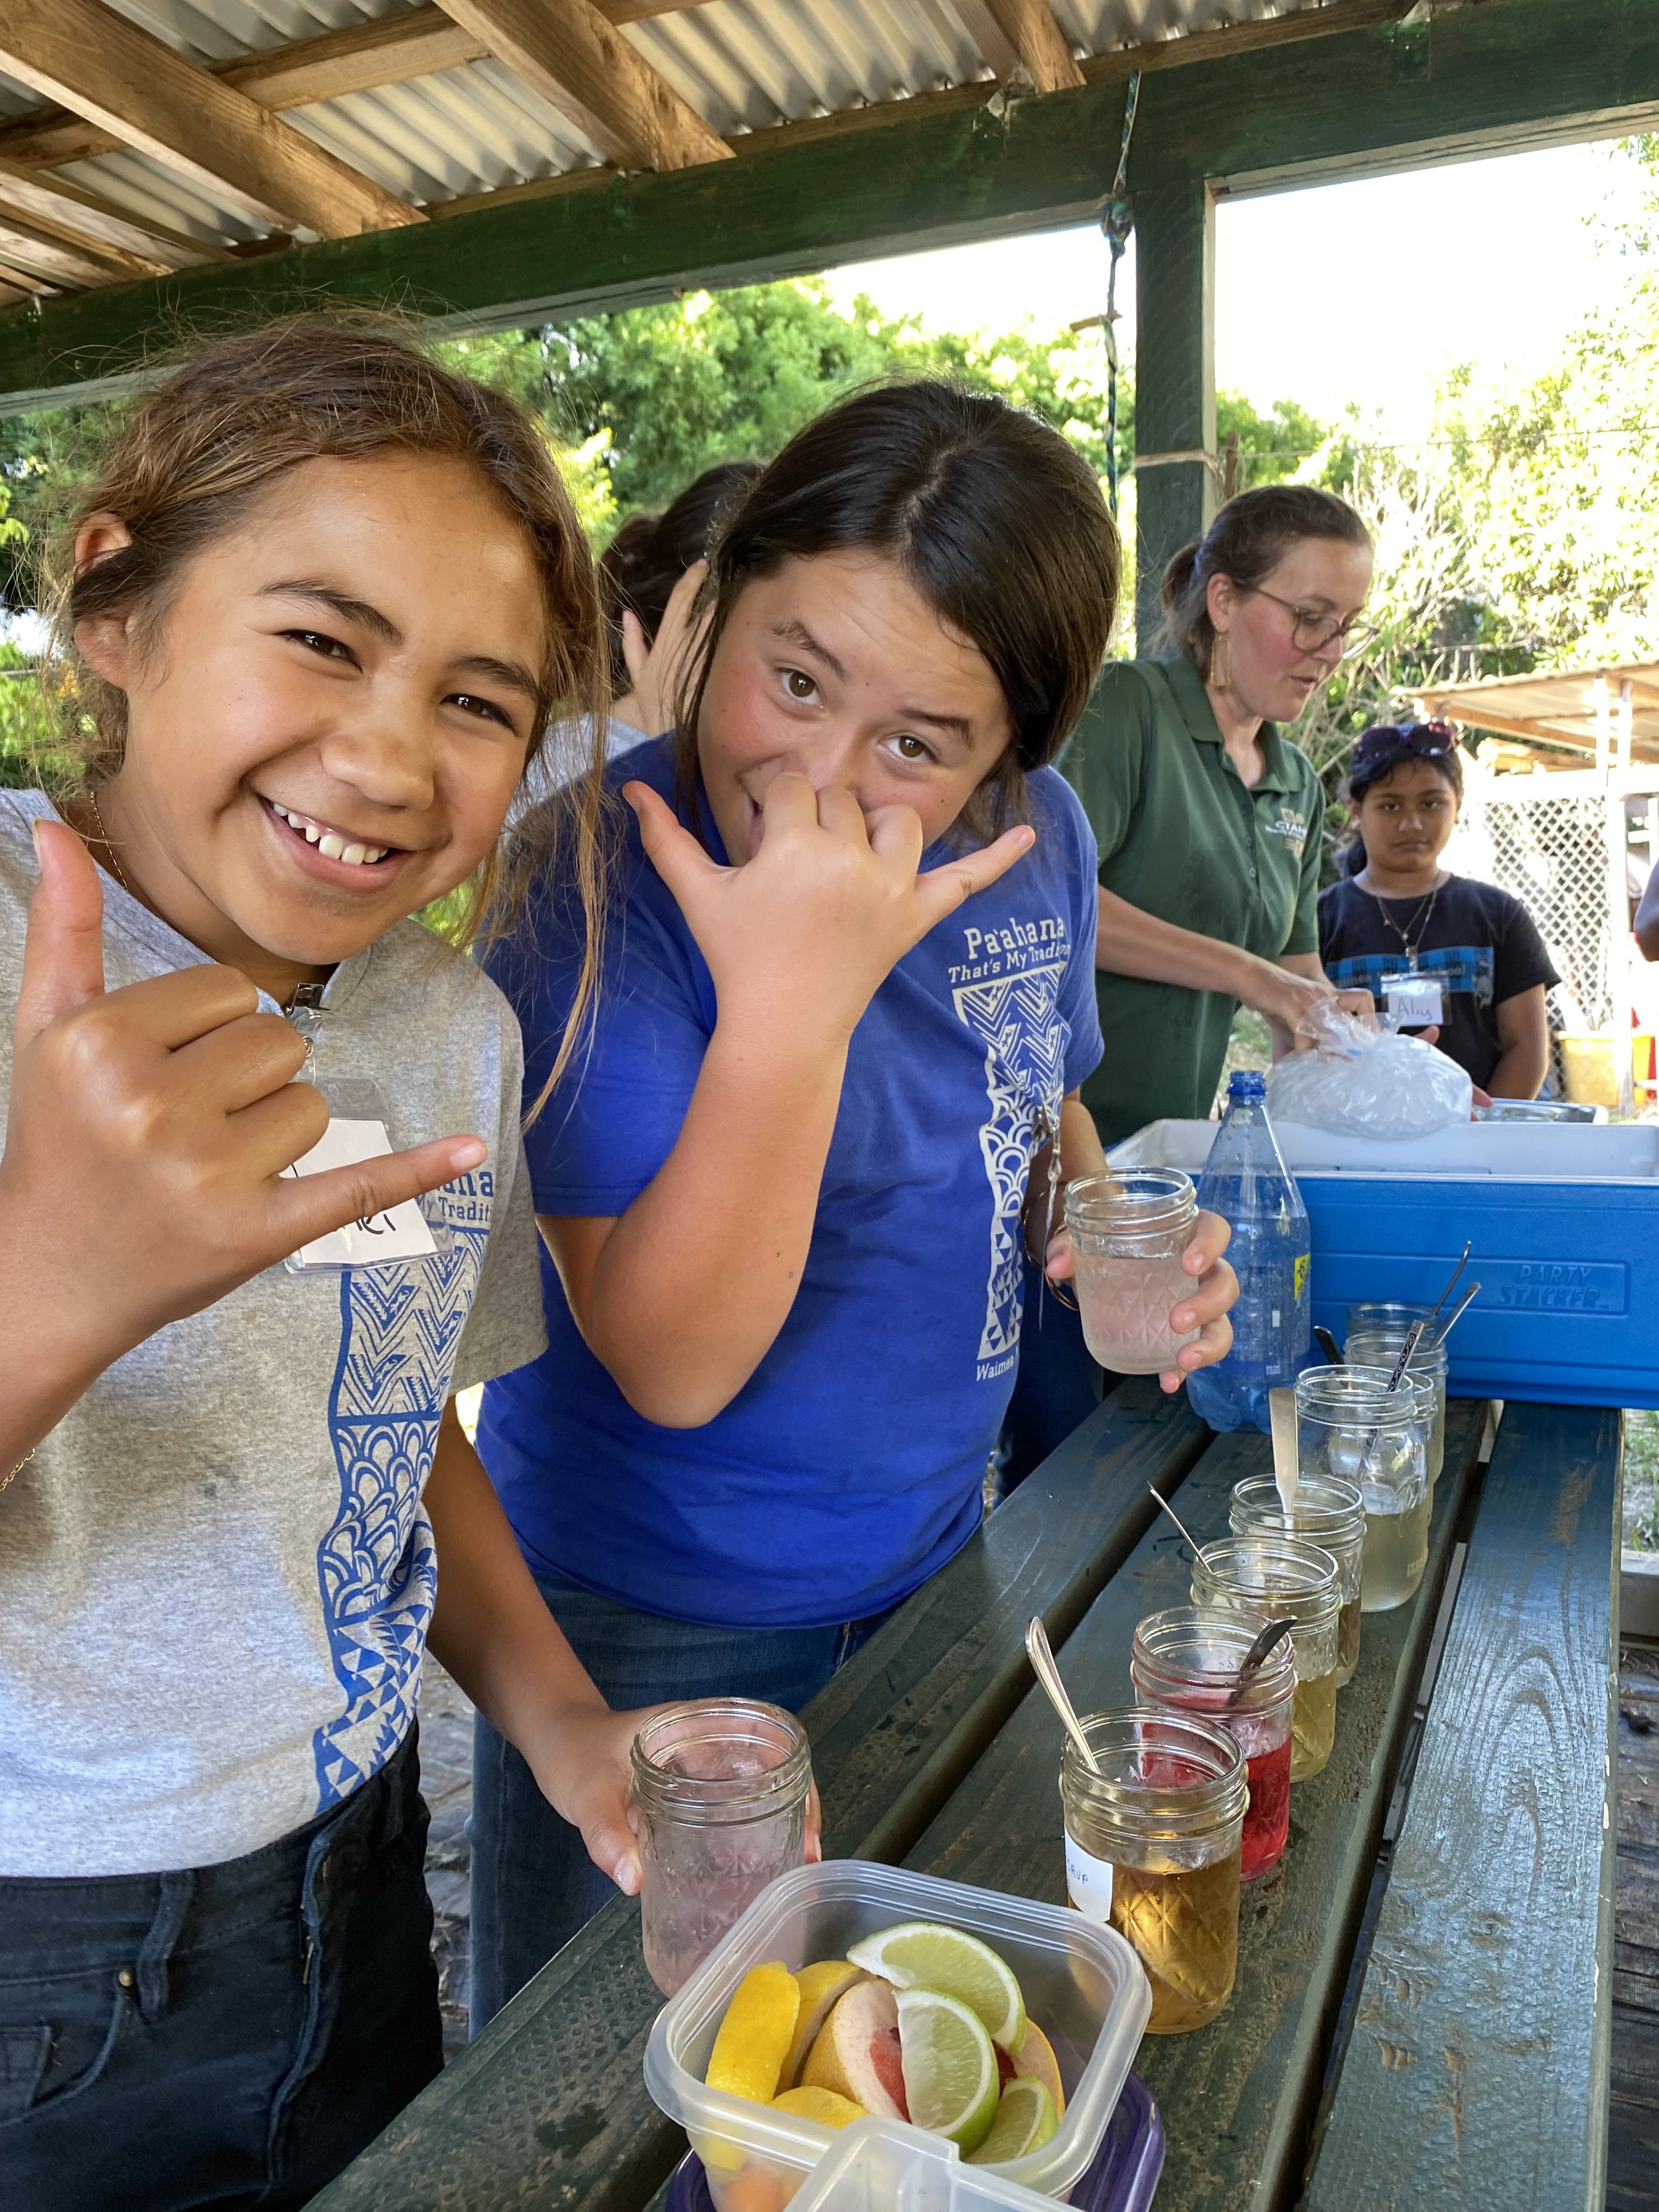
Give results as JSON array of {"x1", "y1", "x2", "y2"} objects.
[{"x1": 800, "y1": 1980, "x2": 907, "y2": 2119}]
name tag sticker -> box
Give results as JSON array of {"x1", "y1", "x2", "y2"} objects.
[
  {"x1": 1064, "y1": 1831, "x2": 1116, "y2": 1925},
  {"x1": 1383, "y1": 972, "x2": 1443, "y2": 1029},
  {"x1": 281, "y1": 1080, "x2": 441, "y2": 1272}
]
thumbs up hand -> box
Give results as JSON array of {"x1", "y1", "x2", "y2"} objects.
[{"x1": 3, "y1": 822, "x2": 484, "y2": 1372}]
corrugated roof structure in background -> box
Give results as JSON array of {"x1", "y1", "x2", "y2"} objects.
[{"x1": 0, "y1": 0, "x2": 1367, "y2": 305}]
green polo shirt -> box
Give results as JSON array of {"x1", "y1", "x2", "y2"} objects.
[{"x1": 1060, "y1": 656, "x2": 1325, "y2": 1145}]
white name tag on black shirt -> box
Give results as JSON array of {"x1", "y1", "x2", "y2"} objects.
[{"x1": 1382, "y1": 970, "x2": 1443, "y2": 1028}]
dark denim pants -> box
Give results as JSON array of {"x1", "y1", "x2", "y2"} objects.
[
  {"x1": 0, "y1": 1727, "x2": 441, "y2": 2212},
  {"x1": 469, "y1": 1565, "x2": 888, "y2": 2031},
  {"x1": 997, "y1": 1258, "x2": 1106, "y2": 1495}
]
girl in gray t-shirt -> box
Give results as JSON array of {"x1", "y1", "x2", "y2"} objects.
[{"x1": 0, "y1": 323, "x2": 670, "y2": 2210}]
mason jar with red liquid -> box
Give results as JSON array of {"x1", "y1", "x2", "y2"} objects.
[{"x1": 1129, "y1": 1605, "x2": 1296, "y2": 1881}]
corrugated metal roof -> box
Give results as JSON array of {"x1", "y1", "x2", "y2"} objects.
[{"x1": 0, "y1": 0, "x2": 1340, "y2": 279}]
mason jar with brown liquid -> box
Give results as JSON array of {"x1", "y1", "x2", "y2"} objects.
[
  {"x1": 1190, "y1": 1535, "x2": 1342, "y2": 1781},
  {"x1": 1228, "y1": 1474, "x2": 1366, "y2": 1686},
  {"x1": 1060, "y1": 1708, "x2": 1248, "y2": 2034}
]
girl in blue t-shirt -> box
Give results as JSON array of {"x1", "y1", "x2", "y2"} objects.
[{"x1": 475, "y1": 381, "x2": 1240, "y2": 2020}]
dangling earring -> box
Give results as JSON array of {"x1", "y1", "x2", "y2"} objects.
[{"x1": 1209, "y1": 632, "x2": 1232, "y2": 690}]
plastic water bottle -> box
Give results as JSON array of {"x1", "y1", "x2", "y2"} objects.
[{"x1": 1187, "y1": 1071, "x2": 1312, "y2": 1434}]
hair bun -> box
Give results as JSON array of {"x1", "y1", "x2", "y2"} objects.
[{"x1": 1160, "y1": 542, "x2": 1200, "y2": 612}]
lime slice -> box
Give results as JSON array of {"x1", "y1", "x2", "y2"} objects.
[
  {"x1": 848, "y1": 1922, "x2": 1026, "y2": 2051},
  {"x1": 893, "y1": 1987, "x2": 1000, "y2": 2155},
  {"x1": 966, "y1": 2074, "x2": 1058, "y2": 2165}
]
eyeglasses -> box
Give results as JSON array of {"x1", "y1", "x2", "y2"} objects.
[{"x1": 1250, "y1": 587, "x2": 1377, "y2": 660}]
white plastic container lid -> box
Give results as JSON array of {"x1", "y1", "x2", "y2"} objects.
[
  {"x1": 642, "y1": 1860, "x2": 1150, "y2": 2207},
  {"x1": 786, "y1": 2116, "x2": 1074, "y2": 2211}
]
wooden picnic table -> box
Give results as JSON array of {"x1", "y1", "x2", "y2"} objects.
[{"x1": 313, "y1": 1382, "x2": 1621, "y2": 2212}]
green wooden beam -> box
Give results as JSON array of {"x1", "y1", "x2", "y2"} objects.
[
  {"x1": 1132, "y1": 177, "x2": 1216, "y2": 647},
  {"x1": 0, "y1": 0, "x2": 1654, "y2": 409}
]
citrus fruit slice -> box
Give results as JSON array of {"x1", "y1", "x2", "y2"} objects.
[
  {"x1": 1011, "y1": 2020, "x2": 1065, "y2": 2118},
  {"x1": 894, "y1": 1987, "x2": 1000, "y2": 2155},
  {"x1": 770, "y1": 2086, "x2": 867, "y2": 2128},
  {"x1": 800, "y1": 1980, "x2": 906, "y2": 2118},
  {"x1": 849, "y1": 1922, "x2": 1026, "y2": 2052},
  {"x1": 706, "y1": 1962, "x2": 800, "y2": 2105},
  {"x1": 779, "y1": 1961, "x2": 866, "y2": 2091},
  {"x1": 966, "y1": 2074, "x2": 1058, "y2": 2165}
]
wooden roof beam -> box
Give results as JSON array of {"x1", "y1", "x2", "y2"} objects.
[
  {"x1": 0, "y1": 0, "x2": 423, "y2": 238},
  {"x1": 431, "y1": 0, "x2": 731, "y2": 171},
  {"x1": 953, "y1": 0, "x2": 1084, "y2": 94},
  {"x1": 0, "y1": 159, "x2": 227, "y2": 270}
]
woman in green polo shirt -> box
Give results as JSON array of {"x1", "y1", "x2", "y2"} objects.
[
  {"x1": 1062, "y1": 483, "x2": 1378, "y2": 1148},
  {"x1": 1000, "y1": 486, "x2": 1376, "y2": 1485}
]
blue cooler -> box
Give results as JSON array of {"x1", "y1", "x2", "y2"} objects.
[{"x1": 1108, "y1": 1119, "x2": 1659, "y2": 1410}]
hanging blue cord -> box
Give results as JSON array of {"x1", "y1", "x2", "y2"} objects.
[{"x1": 1100, "y1": 70, "x2": 1141, "y2": 519}]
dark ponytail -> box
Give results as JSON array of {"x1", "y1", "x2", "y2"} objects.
[
  {"x1": 1159, "y1": 484, "x2": 1371, "y2": 676},
  {"x1": 598, "y1": 459, "x2": 762, "y2": 692}
]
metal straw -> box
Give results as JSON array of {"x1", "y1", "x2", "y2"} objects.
[
  {"x1": 1429, "y1": 1281, "x2": 1481, "y2": 1346},
  {"x1": 1423, "y1": 1241, "x2": 1473, "y2": 1333}
]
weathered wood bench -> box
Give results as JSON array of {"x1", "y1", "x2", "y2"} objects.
[{"x1": 311, "y1": 1390, "x2": 1621, "y2": 2212}]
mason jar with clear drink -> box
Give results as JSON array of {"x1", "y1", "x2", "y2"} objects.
[
  {"x1": 1296, "y1": 1367, "x2": 1430, "y2": 1613},
  {"x1": 1064, "y1": 1169, "x2": 1200, "y2": 1374},
  {"x1": 1228, "y1": 1473, "x2": 1366, "y2": 1686},
  {"x1": 1345, "y1": 1306, "x2": 1448, "y2": 1486},
  {"x1": 630, "y1": 1700, "x2": 812, "y2": 1996}
]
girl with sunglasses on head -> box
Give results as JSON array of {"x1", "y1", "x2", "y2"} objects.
[
  {"x1": 999, "y1": 487, "x2": 1377, "y2": 1481},
  {"x1": 1318, "y1": 721, "x2": 1559, "y2": 1102},
  {"x1": 471, "y1": 380, "x2": 1241, "y2": 2023}
]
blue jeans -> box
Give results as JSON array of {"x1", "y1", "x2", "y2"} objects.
[
  {"x1": 469, "y1": 1565, "x2": 888, "y2": 2030},
  {"x1": 997, "y1": 1259, "x2": 1106, "y2": 1495},
  {"x1": 0, "y1": 1728, "x2": 441, "y2": 2212}
]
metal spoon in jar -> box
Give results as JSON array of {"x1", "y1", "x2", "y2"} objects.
[
  {"x1": 1025, "y1": 1617, "x2": 1100, "y2": 1774},
  {"x1": 1225, "y1": 1615, "x2": 1297, "y2": 1711}
]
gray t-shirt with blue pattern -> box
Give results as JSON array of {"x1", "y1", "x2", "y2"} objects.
[{"x1": 0, "y1": 791, "x2": 547, "y2": 1876}]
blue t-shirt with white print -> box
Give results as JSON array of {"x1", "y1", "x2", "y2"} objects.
[{"x1": 478, "y1": 735, "x2": 1104, "y2": 1629}]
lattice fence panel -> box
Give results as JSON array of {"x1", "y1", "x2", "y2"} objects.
[{"x1": 1449, "y1": 788, "x2": 1619, "y2": 1086}]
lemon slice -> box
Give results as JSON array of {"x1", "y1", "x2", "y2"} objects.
[
  {"x1": 771, "y1": 2086, "x2": 867, "y2": 2128},
  {"x1": 966, "y1": 2074, "x2": 1058, "y2": 2164},
  {"x1": 893, "y1": 1987, "x2": 1000, "y2": 2155},
  {"x1": 705, "y1": 1962, "x2": 800, "y2": 2105},
  {"x1": 849, "y1": 1922, "x2": 1026, "y2": 2052}
]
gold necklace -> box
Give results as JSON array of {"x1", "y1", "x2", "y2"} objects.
[{"x1": 86, "y1": 788, "x2": 131, "y2": 895}]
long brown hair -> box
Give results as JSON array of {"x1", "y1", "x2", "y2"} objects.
[
  {"x1": 38, "y1": 314, "x2": 611, "y2": 1086},
  {"x1": 1158, "y1": 484, "x2": 1371, "y2": 676},
  {"x1": 676, "y1": 380, "x2": 1119, "y2": 841}
]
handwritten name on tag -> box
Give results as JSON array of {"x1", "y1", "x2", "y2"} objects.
[
  {"x1": 1384, "y1": 973, "x2": 1443, "y2": 1029},
  {"x1": 283, "y1": 1117, "x2": 437, "y2": 1269}
]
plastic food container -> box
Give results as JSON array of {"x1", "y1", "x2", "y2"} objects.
[
  {"x1": 664, "y1": 2076, "x2": 1165, "y2": 2212},
  {"x1": 665, "y1": 2077, "x2": 1163, "y2": 2212},
  {"x1": 642, "y1": 1861, "x2": 1151, "y2": 2210}
]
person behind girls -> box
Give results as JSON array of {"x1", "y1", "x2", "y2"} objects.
[
  {"x1": 599, "y1": 459, "x2": 764, "y2": 749},
  {"x1": 1319, "y1": 721, "x2": 1559, "y2": 1100},
  {"x1": 473, "y1": 380, "x2": 1240, "y2": 2023},
  {"x1": 0, "y1": 323, "x2": 684, "y2": 2211}
]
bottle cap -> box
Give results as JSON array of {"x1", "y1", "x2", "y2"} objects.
[{"x1": 1228, "y1": 1070, "x2": 1267, "y2": 1099}]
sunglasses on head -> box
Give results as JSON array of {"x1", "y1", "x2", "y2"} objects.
[{"x1": 1354, "y1": 721, "x2": 1457, "y2": 772}]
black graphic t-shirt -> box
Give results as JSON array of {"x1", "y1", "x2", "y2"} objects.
[{"x1": 1318, "y1": 874, "x2": 1559, "y2": 1091}]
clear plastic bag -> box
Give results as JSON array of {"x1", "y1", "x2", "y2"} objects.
[{"x1": 1264, "y1": 1003, "x2": 1472, "y2": 1140}]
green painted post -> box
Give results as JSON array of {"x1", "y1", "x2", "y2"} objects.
[{"x1": 1131, "y1": 176, "x2": 1215, "y2": 651}]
